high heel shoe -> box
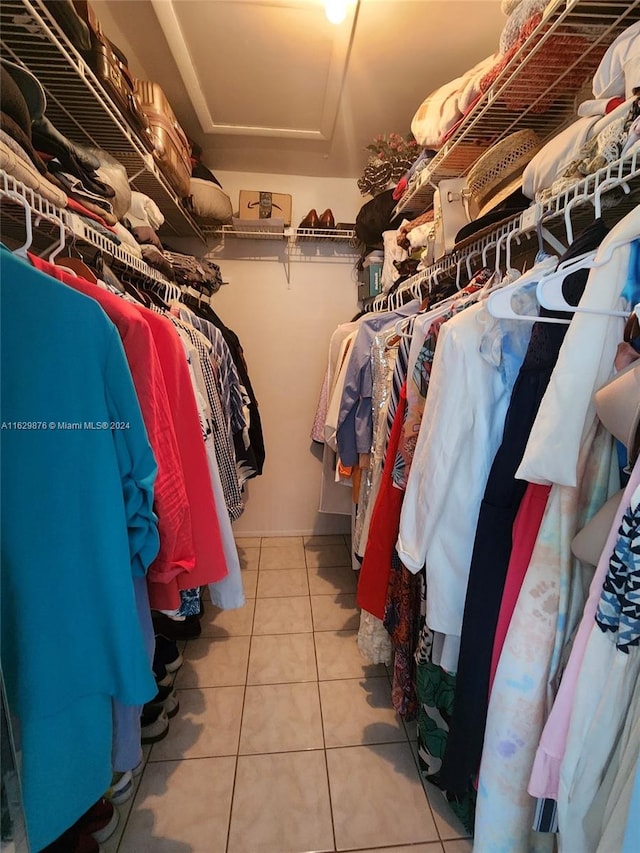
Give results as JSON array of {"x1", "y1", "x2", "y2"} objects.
[
  {"x1": 318, "y1": 208, "x2": 335, "y2": 230},
  {"x1": 299, "y1": 208, "x2": 319, "y2": 229}
]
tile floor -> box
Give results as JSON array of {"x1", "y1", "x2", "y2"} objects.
[{"x1": 106, "y1": 535, "x2": 472, "y2": 853}]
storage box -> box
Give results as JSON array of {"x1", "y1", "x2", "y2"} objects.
[
  {"x1": 358, "y1": 263, "x2": 382, "y2": 299},
  {"x1": 238, "y1": 191, "x2": 292, "y2": 226}
]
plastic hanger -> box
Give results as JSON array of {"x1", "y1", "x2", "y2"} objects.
[
  {"x1": 465, "y1": 249, "x2": 481, "y2": 281},
  {"x1": 486, "y1": 255, "x2": 567, "y2": 324},
  {"x1": 536, "y1": 243, "x2": 632, "y2": 317},
  {"x1": 7, "y1": 192, "x2": 33, "y2": 259},
  {"x1": 47, "y1": 217, "x2": 66, "y2": 262}
]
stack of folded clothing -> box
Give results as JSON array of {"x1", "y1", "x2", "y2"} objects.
[
  {"x1": 523, "y1": 22, "x2": 640, "y2": 202},
  {"x1": 409, "y1": 0, "x2": 593, "y2": 155},
  {"x1": 124, "y1": 191, "x2": 174, "y2": 277},
  {"x1": 1, "y1": 57, "x2": 134, "y2": 241},
  {"x1": 480, "y1": 0, "x2": 593, "y2": 112},
  {"x1": 0, "y1": 59, "x2": 68, "y2": 208},
  {"x1": 163, "y1": 250, "x2": 223, "y2": 294}
]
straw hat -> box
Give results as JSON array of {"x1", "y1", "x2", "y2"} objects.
[
  {"x1": 595, "y1": 361, "x2": 640, "y2": 464},
  {"x1": 466, "y1": 129, "x2": 541, "y2": 218}
]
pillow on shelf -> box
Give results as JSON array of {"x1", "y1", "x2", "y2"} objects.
[
  {"x1": 592, "y1": 21, "x2": 640, "y2": 100},
  {"x1": 411, "y1": 54, "x2": 496, "y2": 149},
  {"x1": 521, "y1": 114, "x2": 601, "y2": 199},
  {"x1": 189, "y1": 177, "x2": 233, "y2": 224}
]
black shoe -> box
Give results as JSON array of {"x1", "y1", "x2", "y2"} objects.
[
  {"x1": 141, "y1": 702, "x2": 169, "y2": 744},
  {"x1": 154, "y1": 633, "x2": 184, "y2": 674},
  {"x1": 152, "y1": 611, "x2": 201, "y2": 640}
]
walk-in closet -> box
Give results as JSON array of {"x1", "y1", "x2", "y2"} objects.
[{"x1": 1, "y1": 1, "x2": 640, "y2": 851}]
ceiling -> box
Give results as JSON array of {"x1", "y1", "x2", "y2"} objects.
[{"x1": 92, "y1": 0, "x2": 506, "y2": 179}]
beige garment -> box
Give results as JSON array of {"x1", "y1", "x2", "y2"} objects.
[{"x1": 0, "y1": 139, "x2": 68, "y2": 208}]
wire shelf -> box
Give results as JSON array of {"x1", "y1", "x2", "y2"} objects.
[
  {"x1": 387, "y1": 148, "x2": 640, "y2": 304},
  {"x1": 395, "y1": 0, "x2": 640, "y2": 216},
  {"x1": 0, "y1": 0, "x2": 205, "y2": 243},
  {"x1": 202, "y1": 224, "x2": 358, "y2": 246},
  {"x1": 0, "y1": 169, "x2": 173, "y2": 286}
]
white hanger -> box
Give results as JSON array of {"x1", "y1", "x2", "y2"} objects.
[
  {"x1": 372, "y1": 291, "x2": 386, "y2": 312},
  {"x1": 594, "y1": 176, "x2": 630, "y2": 219},
  {"x1": 7, "y1": 191, "x2": 33, "y2": 259},
  {"x1": 536, "y1": 239, "x2": 633, "y2": 317},
  {"x1": 47, "y1": 217, "x2": 67, "y2": 263},
  {"x1": 482, "y1": 236, "x2": 498, "y2": 268},
  {"x1": 564, "y1": 193, "x2": 587, "y2": 245},
  {"x1": 486, "y1": 255, "x2": 568, "y2": 324},
  {"x1": 465, "y1": 249, "x2": 481, "y2": 280}
]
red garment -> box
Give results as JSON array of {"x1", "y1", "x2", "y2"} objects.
[
  {"x1": 134, "y1": 304, "x2": 228, "y2": 606},
  {"x1": 488, "y1": 481, "x2": 551, "y2": 691},
  {"x1": 65, "y1": 197, "x2": 118, "y2": 232},
  {"x1": 29, "y1": 255, "x2": 197, "y2": 609},
  {"x1": 357, "y1": 385, "x2": 407, "y2": 619}
]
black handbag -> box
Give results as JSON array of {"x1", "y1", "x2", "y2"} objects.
[{"x1": 355, "y1": 190, "x2": 400, "y2": 249}]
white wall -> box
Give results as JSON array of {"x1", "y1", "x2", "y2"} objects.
[{"x1": 204, "y1": 171, "x2": 363, "y2": 537}]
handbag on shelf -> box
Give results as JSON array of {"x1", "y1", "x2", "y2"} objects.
[
  {"x1": 432, "y1": 177, "x2": 472, "y2": 260},
  {"x1": 134, "y1": 79, "x2": 192, "y2": 198},
  {"x1": 73, "y1": 1, "x2": 155, "y2": 151}
]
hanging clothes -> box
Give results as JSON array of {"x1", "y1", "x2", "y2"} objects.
[
  {"x1": 134, "y1": 305, "x2": 229, "y2": 610},
  {"x1": 195, "y1": 303, "x2": 265, "y2": 477},
  {"x1": 169, "y1": 315, "x2": 244, "y2": 521},
  {"x1": 0, "y1": 248, "x2": 159, "y2": 850},
  {"x1": 29, "y1": 254, "x2": 197, "y2": 609}
]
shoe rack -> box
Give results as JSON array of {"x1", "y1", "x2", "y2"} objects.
[{"x1": 201, "y1": 224, "x2": 360, "y2": 284}]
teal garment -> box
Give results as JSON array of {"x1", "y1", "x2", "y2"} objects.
[{"x1": 0, "y1": 248, "x2": 159, "y2": 850}]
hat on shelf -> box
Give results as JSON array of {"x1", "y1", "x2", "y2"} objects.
[
  {"x1": 466, "y1": 129, "x2": 542, "y2": 218},
  {"x1": 452, "y1": 187, "x2": 530, "y2": 250},
  {"x1": 571, "y1": 488, "x2": 624, "y2": 567},
  {"x1": 595, "y1": 360, "x2": 640, "y2": 465}
]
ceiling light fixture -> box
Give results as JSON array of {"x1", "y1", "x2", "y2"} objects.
[{"x1": 325, "y1": 0, "x2": 348, "y2": 25}]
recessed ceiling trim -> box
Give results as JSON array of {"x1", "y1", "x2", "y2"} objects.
[{"x1": 150, "y1": 0, "x2": 358, "y2": 140}]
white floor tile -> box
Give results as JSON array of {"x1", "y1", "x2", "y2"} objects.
[
  {"x1": 119, "y1": 756, "x2": 235, "y2": 852},
  {"x1": 228, "y1": 751, "x2": 334, "y2": 853}
]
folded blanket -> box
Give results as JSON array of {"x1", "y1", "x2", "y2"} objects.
[
  {"x1": 0, "y1": 138, "x2": 68, "y2": 208},
  {"x1": 0, "y1": 113, "x2": 47, "y2": 174},
  {"x1": 131, "y1": 224, "x2": 163, "y2": 250},
  {"x1": 113, "y1": 222, "x2": 143, "y2": 258},
  {"x1": 412, "y1": 54, "x2": 498, "y2": 149},
  {"x1": 141, "y1": 244, "x2": 174, "y2": 279},
  {"x1": 49, "y1": 164, "x2": 115, "y2": 210},
  {"x1": 481, "y1": 14, "x2": 592, "y2": 113},
  {"x1": 499, "y1": 0, "x2": 547, "y2": 56},
  {"x1": 126, "y1": 191, "x2": 165, "y2": 230}
]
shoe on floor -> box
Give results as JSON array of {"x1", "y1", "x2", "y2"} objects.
[
  {"x1": 141, "y1": 702, "x2": 170, "y2": 744},
  {"x1": 152, "y1": 611, "x2": 201, "y2": 641},
  {"x1": 153, "y1": 656, "x2": 174, "y2": 688},
  {"x1": 154, "y1": 633, "x2": 183, "y2": 673},
  {"x1": 40, "y1": 826, "x2": 102, "y2": 853},
  {"x1": 75, "y1": 797, "x2": 118, "y2": 843},
  {"x1": 105, "y1": 769, "x2": 133, "y2": 805},
  {"x1": 163, "y1": 688, "x2": 180, "y2": 719}
]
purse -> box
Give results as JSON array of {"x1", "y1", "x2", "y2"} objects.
[{"x1": 432, "y1": 178, "x2": 472, "y2": 260}]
